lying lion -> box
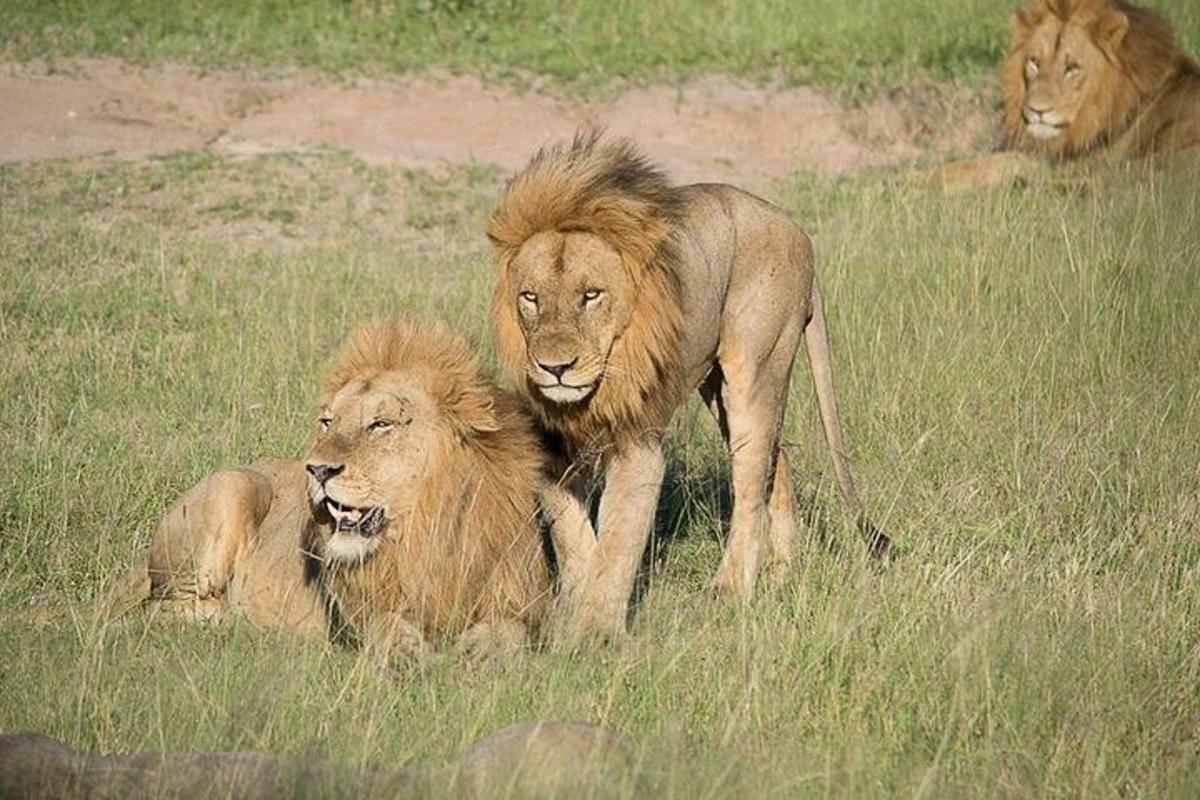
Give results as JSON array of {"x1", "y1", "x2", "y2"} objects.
[
  {"x1": 98, "y1": 318, "x2": 551, "y2": 658},
  {"x1": 924, "y1": 0, "x2": 1200, "y2": 190},
  {"x1": 487, "y1": 131, "x2": 888, "y2": 639}
]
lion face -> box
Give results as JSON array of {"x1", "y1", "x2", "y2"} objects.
[
  {"x1": 507, "y1": 230, "x2": 635, "y2": 406},
  {"x1": 1019, "y1": 19, "x2": 1122, "y2": 141},
  {"x1": 1005, "y1": 1, "x2": 1134, "y2": 155},
  {"x1": 304, "y1": 372, "x2": 439, "y2": 564}
]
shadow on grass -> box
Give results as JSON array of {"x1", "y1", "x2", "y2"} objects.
[{"x1": 629, "y1": 448, "x2": 859, "y2": 620}]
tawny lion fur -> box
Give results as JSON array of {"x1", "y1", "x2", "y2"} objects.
[
  {"x1": 304, "y1": 320, "x2": 551, "y2": 656},
  {"x1": 925, "y1": 0, "x2": 1200, "y2": 190},
  {"x1": 488, "y1": 135, "x2": 686, "y2": 449},
  {"x1": 95, "y1": 318, "x2": 550, "y2": 658},
  {"x1": 487, "y1": 132, "x2": 886, "y2": 639}
]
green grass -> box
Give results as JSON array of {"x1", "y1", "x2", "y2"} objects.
[
  {"x1": 2, "y1": 0, "x2": 1197, "y2": 93},
  {"x1": 2, "y1": 148, "x2": 1198, "y2": 796}
]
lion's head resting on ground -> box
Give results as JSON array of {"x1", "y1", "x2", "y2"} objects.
[
  {"x1": 302, "y1": 318, "x2": 548, "y2": 636},
  {"x1": 1001, "y1": 0, "x2": 1184, "y2": 157},
  {"x1": 486, "y1": 131, "x2": 686, "y2": 450}
]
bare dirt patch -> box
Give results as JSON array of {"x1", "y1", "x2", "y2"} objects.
[{"x1": 1, "y1": 59, "x2": 992, "y2": 185}]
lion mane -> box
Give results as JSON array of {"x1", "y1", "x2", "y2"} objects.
[
  {"x1": 1001, "y1": 0, "x2": 1200, "y2": 160},
  {"x1": 486, "y1": 131, "x2": 687, "y2": 450},
  {"x1": 306, "y1": 318, "x2": 551, "y2": 645}
]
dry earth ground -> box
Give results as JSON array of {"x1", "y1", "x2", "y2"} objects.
[{"x1": 0, "y1": 59, "x2": 990, "y2": 184}]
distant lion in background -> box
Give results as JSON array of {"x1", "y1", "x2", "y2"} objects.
[
  {"x1": 925, "y1": 0, "x2": 1200, "y2": 190},
  {"x1": 95, "y1": 318, "x2": 551, "y2": 659}
]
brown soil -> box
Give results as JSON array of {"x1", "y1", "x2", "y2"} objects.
[{"x1": 0, "y1": 59, "x2": 993, "y2": 185}]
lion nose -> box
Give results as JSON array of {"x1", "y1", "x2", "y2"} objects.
[
  {"x1": 306, "y1": 463, "x2": 344, "y2": 485},
  {"x1": 538, "y1": 358, "x2": 577, "y2": 380}
]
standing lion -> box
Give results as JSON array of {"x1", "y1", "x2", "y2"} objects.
[
  {"x1": 95, "y1": 318, "x2": 551, "y2": 659},
  {"x1": 926, "y1": 0, "x2": 1200, "y2": 190},
  {"x1": 487, "y1": 131, "x2": 887, "y2": 640}
]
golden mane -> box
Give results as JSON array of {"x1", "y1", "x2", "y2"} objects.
[
  {"x1": 310, "y1": 318, "x2": 550, "y2": 642},
  {"x1": 486, "y1": 131, "x2": 687, "y2": 450},
  {"x1": 321, "y1": 317, "x2": 501, "y2": 437},
  {"x1": 1001, "y1": 0, "x2": 1193, "y2": 158}
]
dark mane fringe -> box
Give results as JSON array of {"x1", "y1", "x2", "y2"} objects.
[
  {"x1": 487, "y1": 129, "x2": 684, "y2": 256},
  {"x1": 487, "y1": 130, "x2": 688, "y2": 450}
]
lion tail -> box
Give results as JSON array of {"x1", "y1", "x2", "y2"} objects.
[
  {"x1": 93, "y1": 558, "x2": 152, "y2": 621},
  {"x1": 804, "y1": 277, "x2": 890, "y2": 557}
]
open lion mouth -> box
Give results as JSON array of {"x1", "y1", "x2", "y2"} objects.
[{"x1": 325, "y1": 499, "x2": 385, "y2": 537}]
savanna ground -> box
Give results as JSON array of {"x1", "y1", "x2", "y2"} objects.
[{"x1": 2, "y1": 1, "x2": 1200, "y2": 797}]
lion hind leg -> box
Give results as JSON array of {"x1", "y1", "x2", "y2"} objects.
[
  {"x1": 766, "y1": 448, "x2": 798, "y2": 579},
  {"x1": 710, "y1": 423, "x2": 773, "y2": 600},
  {"x1": 147, "y1": 596, "x2": 225, "y2": 624},
  {"x1": 193, "y1": 470, "x2": 272, "y2": 599},
  {"x1": 148, "y1": 469, "x2": 272, "y2": 602},
  {"x1": 706, "y1": 351, "x2": 794, "y2": 601}
]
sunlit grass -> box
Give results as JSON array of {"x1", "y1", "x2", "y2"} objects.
[
  {"x1": 2, "y1": 0, "x2": 1196, "y2": 93},
  {"x1": 1, "y1": 151, "x2": 1198, "y2": 797}
]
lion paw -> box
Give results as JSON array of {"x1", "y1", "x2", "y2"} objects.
[
  {"x1": 547, "y1": 599, "x2": 628, "y2": 649},
  {"x1": 456, "y1": 621, "x2": 530, "y2": 659},
  {"x1": 711, "y1": 559, "x2": 758, "y2": 603}
]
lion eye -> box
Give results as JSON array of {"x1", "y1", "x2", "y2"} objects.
[
  {"x1": 582, "y1": 288, "x2": 604, "y2": 306},
  {"x1": 519, "y1": 291, "x2": 538, "y2": 305},
  {"x1": 318, "y1": 417, "x2": 332, "y2": 431},
  {"x1": 1063, "y1": 60, "x2": 1080, "y2": 77},
  {"x1": 367, "y1": 419, "x2": 394, "y2": 434}
]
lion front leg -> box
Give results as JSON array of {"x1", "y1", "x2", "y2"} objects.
[
  {"x1": 911, "y1": 151, "x2": 1044, "y2": 192},
  {"x1": 554, "y1": 441, "x2": 665, "y2": 642},
  {"x1": 538, "y1": 480, "x2": 597, "y2": 602}
]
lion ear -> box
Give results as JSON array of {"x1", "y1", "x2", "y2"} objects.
[
  {"x1": 453, "y1": 390, "x2": 501, "y2": 436},
  {"x1": 1093, "y1": 9, "x2": 1129, "y2": 50},
  {"x1": 1010, "y1": 0, "x2": 1047, "y2": 40},
  {"x1": 1010, "y1": 10, "x2": 1033, "y2": 41}
]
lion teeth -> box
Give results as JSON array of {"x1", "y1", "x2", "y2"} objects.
[{"x1": 326, "y1": 500, "x2": 364, "y2": 523}]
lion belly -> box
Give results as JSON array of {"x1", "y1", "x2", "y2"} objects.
[{"x1": 674, "y1": 184, "x2": 815, "y2": 391}]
